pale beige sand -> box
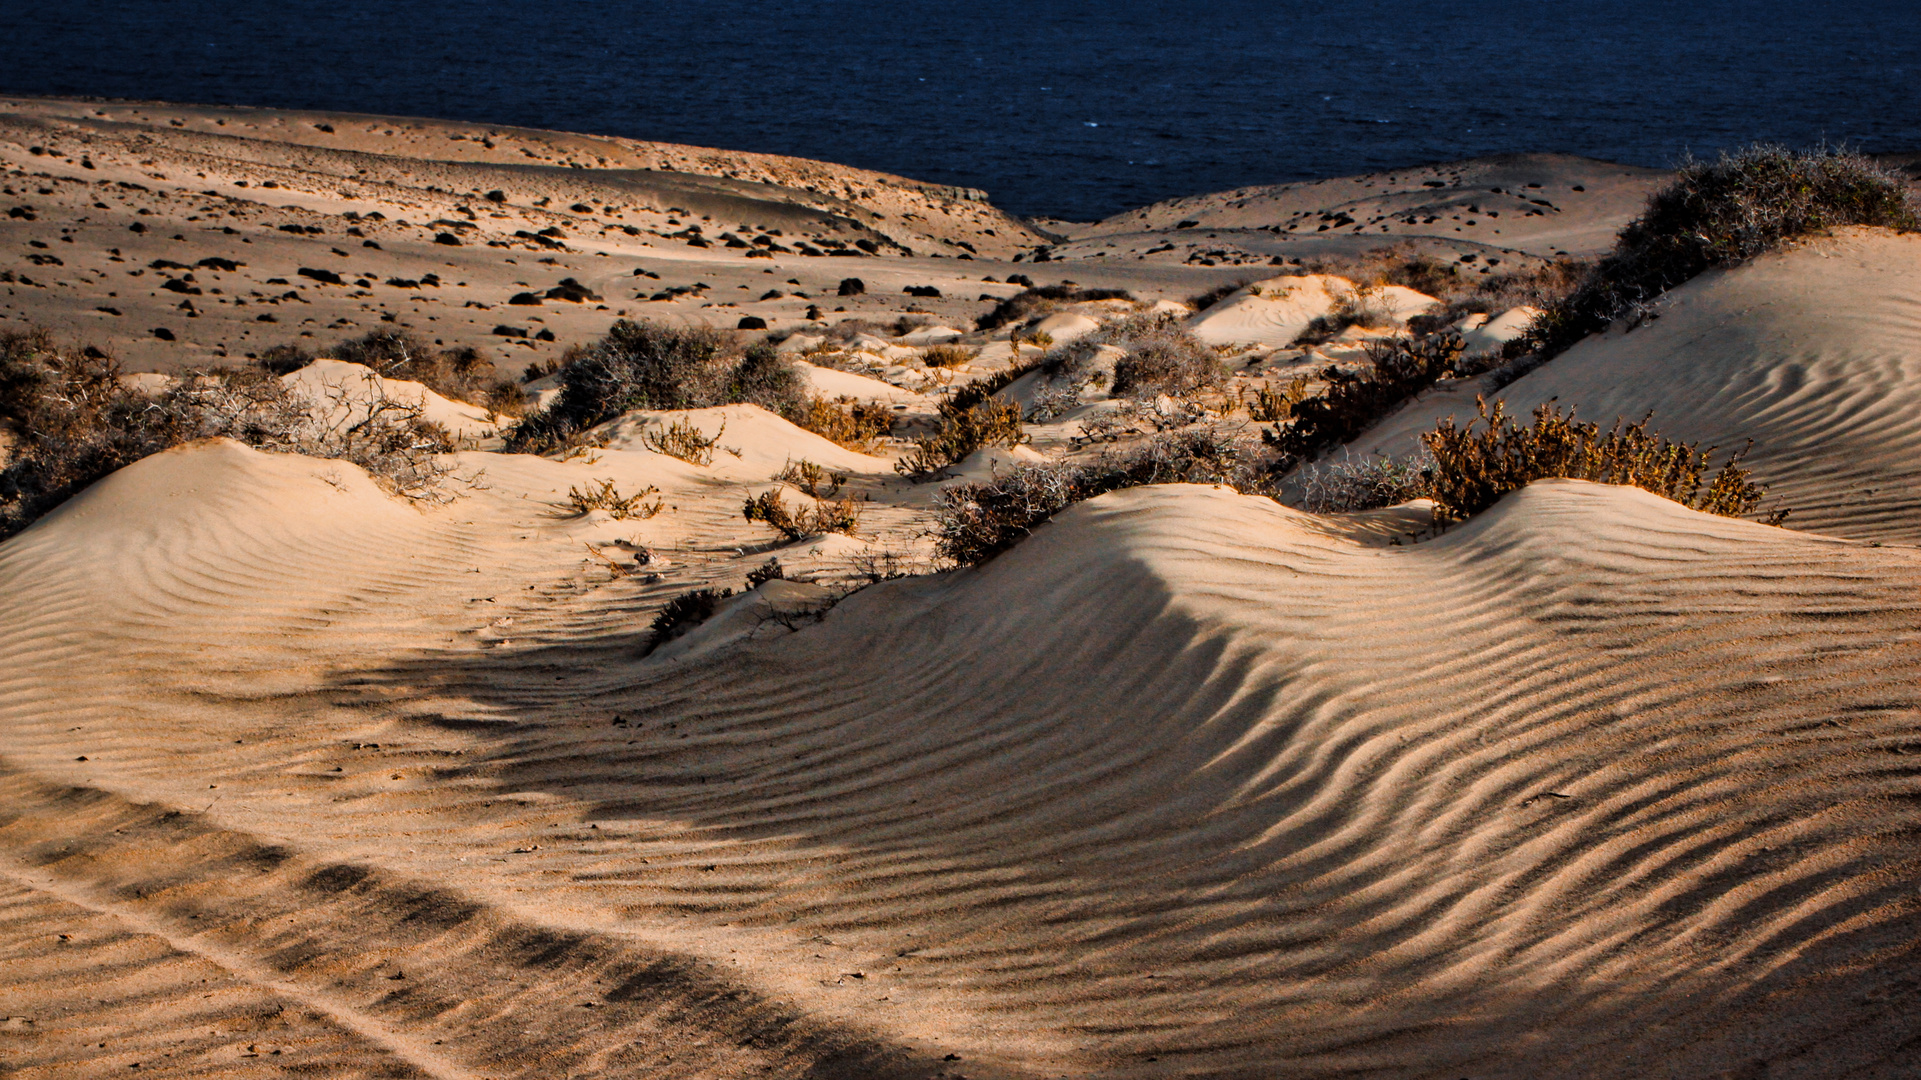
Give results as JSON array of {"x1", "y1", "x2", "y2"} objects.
[
  {"x1": 1360, "y1": 228, "x2": 1921, "y2": 542},
  {"x1": 6, "y1": 99, "x2": 1921, "y2": 1080},
  {"x1": 4, "y1": 429, "x2": 1920, "y2": 1075}
]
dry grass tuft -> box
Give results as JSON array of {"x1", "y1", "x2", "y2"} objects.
[
  {"x1": 920, "y1": 344, "x2": 976, "y2": 369},
  {"x1": 645, "y1": 586, "x2": 734, "y2": 654}
]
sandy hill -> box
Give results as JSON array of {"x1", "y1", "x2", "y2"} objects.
[
  {"x1": 0, "y1": 96, "x2": 1259, "y2": 374},
  {"x1": 1043, "y1": 153, "x2": 1672, "y2": 270},
  {"x1": 1357, "y1": 228, "x2": 1921, "y2": 543},
  {"x1": 6, "y1": 98, "x2": 1921, "y2": 1079},
  {"x1": 3, "y1": 443, "x2": 1919, "y2": 1076}
]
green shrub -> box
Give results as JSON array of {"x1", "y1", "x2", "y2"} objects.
[
  {"x1": 1421, "y1": 397, "x2": 1777, "y2": 524},
  {"x1": 1518, "y1": 145, "x2": 1919, "y2": 362}
]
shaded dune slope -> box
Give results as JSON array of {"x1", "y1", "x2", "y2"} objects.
[
  {"x1": 1362, "y1": 229, "x2": 1921, "y2": 543},
  {"x1": 4, "y1": 445, "x2": 1920, "y2": 1075}
]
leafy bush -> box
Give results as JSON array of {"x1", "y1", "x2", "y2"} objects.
[
  {"x1": 505, "y1": 320, "x2": 804, "y2": 453},
  {"x1": 792, "y1": 396, "x2": 891, "y2": 453},
  {"x1": 976, "y1": 286, "x2": 1134, "y2": 331},
  {"x1": 742, "y1": 487, "x2": 862, "y2": 540},
  {"x1": 895, "y1": 397, "x2": 1026, "y2": 480},
  {"x1": 645, "y1": 586, "x2": 733, "y2": 654},
  {"x1": 0, "y1": 329, "x2": 455, "y2": 539},
  {"x1": 1421, "y1": 397, "x2": 1776, "y2": 524},
  {"x1": 1519, "y1": 145, "x2": 1920, "y2": 362}
]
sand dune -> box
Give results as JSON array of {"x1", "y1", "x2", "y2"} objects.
[
  {"x1": 6, "y1": 98, "x2": 1921, "y2": 1079},
  {"x1": 1360, "y1": 228, "x2": 1921, "y2": 542},
  {"x1": 5, "y1": 429, "x2": 1921, "y2": 1075}
]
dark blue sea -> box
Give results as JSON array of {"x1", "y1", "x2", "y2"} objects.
[{"x1": 8, "y1": 1, "x2": 1919, "y2": 221}]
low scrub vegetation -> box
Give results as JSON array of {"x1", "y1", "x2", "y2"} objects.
[
  {"x1": 1294, "y1": 452, "x2": 1432, "y2": 513},
  {"x1": 1293, "y1": 280, "x2": 1401, "y2": 345},
  {"x1": 565, "y1": 478, "x2": 662, "y2": 519},
  {"x1": 506, "y1": 320, "x2": 804, "y2": 454},
  {"x1": 1421, "y1": 397, "x2": 1777, "y2": 524},
  {"x1": 792, "y1": 396, "x2": 891, "y2": 453},
  {"x1": 920, "y1": 344, "x2": 976, "y2": 369},
  {"x1": 896, "y1": 397, "x2": 1026, "y2": 479},
  {"x1": 773, "y1": 458, "x2": 848, "y2": 499},
  {"x1": 976, "y1": 285, "x2": 1134, "y2": 331},
  {"x1": 642, "y1": 417, "x2": 725, "y2": 465},
  {"x1": 323, "y1": 329, "x2": 524, "y2": 416},
  {"x1": 742, "y1": 487, "x2": 862, "y2": 541},
  {"x1": 0, "y1": 329, "x2": 454, "y2": 540},
  {"x1": 1519, "y1": 145, "x2": 1920, "y2": 363},
  {"x1": 645, "y1": 586, "x2": 733, "y2": 654},
  {"x1": 1261, "y1": 333, "x2": 1466, "y2": 465},
  {"x1": 933, "y1": 429, "x2": 1247, "y2": 564}
]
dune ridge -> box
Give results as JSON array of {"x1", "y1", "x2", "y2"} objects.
[{"x1": 4, "y1": 439, "x2": 1920, "y2": 1074}]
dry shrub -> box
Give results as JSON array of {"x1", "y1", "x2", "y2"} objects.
[
  {"x1": 646, "y1": 586, "x2": 733, "y2": 654},
  {"x1": 933, "y1": 428, "x2": 1249, "y2": 564},
  {"x1": 773, "y1": 459, "x2": 848, "y2": 498},
  {"x1": 747, "y1": 557, "x2": 785, "y2": 587},
  {"x1": 920, "y1": 344, "x2": 976, "y2": 368},
  {"x1": 1296, "y1": 452, "x2": 1432, "y2": 512},
  {"x1": 1520, "y1": 145, "x2": 1920, "y2": 363},
  {"x1": 895, "y1": 397, "x2": 1026, "y2": 480},
  {"x1": 643, "y1": 418, "x2": 724, "y2": 465},
  {"x1": 324, "y1": 328, "x2": 522, "y2": 414},
  {"x1": 1112, "y1": 324, "x2": 1222, "y2": 397},
  {"x1": 506, "y1": 320, "x2": 803, "y2": 454},
  {"x1": 566, "y1": 478, "x2": 663, "y2": 519},
  {"x1": 1184, "y1": 279, "x2": 1252, "y2": 312},
  {"x1": 976, "y1": 286, "x2": 1135, "y2": 331},
  {"x1": 1293, "y1": 280, "x2": 1400, "y2": 346},
  {"x1": 1262, "y1": 333, "x2": 1466, "y2": 464},
  {"x1": 1422, "y1": 397, "x2": 1777, "y2": 524},
  {"x1": 0, "y1": 329, "x2": 454, "y2": 539},
  {"x1": 1242, "y1": 378, "x2": 1310, "y2": 422},
  {"x1": 794, "y1": 396, "x2": 891, "y2": 452},
  {"x1": 742, "y1": 487, "x2": 862, "y2": 541}
]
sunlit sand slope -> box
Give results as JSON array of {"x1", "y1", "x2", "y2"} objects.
[
  {"x1": 4, "y1": 444, "x2": 1919, "y2": 1075},
  {"x1": 1363, "y1": 228, "x2": 1921, "y2": 543}
]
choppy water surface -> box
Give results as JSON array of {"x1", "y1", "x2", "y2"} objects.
[{"x1": 9, "y1": 1, "x2": 1918, "y2": 219}]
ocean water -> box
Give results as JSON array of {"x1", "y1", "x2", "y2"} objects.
[{"x1": 8, "y1": 1, "x2": 1918, "y2": 221}]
